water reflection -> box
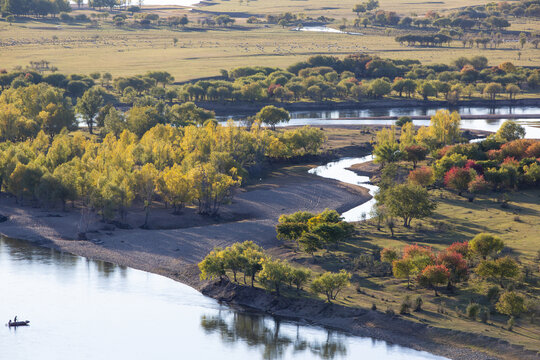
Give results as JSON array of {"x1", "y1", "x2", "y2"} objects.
[
  {"x1": 201, "y1": 311, "x2": 347, "y2": 360},
  {"x1": 218, "y1": 106, "x2": 540, "y2": 138},
  {"x1": 1, "y1": 236, "x2": 448, "y2": 360}
]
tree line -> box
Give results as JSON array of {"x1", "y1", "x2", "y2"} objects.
[
  {"x1": 0, "y1": 119, "x2": 325, "y2": 233},
  {"x1": 198, "y1": 240, "x2": 351, "y2": 302}
]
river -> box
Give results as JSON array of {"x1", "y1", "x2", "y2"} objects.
[
  {"x1": 0, "y1": 236, "x2": 445, "y2": 359},
  {"x1": 4, "y1": 105, "x2": 538, "y2": 359}
]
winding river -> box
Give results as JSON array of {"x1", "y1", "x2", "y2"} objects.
[{"x1": 4, "y1": 106, "x2": 539, "y2": 359}]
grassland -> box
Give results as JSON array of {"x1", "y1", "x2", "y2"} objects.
[
  {"x1": 201, "y1": 0, "x2": 489, "y2": 18},
  {"x1": 1, "y1": 0, "x2": 539, "y2": 81},
  {"x1": 266, "y1": 181, "x2": 540, "y2": 356}
]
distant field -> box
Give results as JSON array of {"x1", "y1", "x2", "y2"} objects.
[
  {"x1": 0, "y1": 0, "x2": 539, "y2": 81},
  {"x1": 200, "y1": 0, "x2": 489, "y2": 18}
]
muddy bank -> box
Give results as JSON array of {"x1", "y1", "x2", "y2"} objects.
[
  {"x1": 200, "y1": 280, "x2": 539, "y2": 360},
  {"x1": 195, "y1": 98, "x2": 540, "y2": 116}
]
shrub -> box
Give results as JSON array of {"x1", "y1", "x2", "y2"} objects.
[
  {"x1": 479, "y1": 307, "x2": 490, "y2": 323},
  {"x1": 467, "y1": 303, "x2": 480, "y2": 320},
  {"x1": 381, "y1": 248, "x2": 399, "y2": 263},
  {"x1": 414, "y1": 296, "x2": 423, "y2": 312},
  {"x1": 408, "y1": 166, "x2": 434, "y2": 187},
  {"x1": 507, "y1": 316, "x2": 515, "y2": 331},
  {"x1": 447, "y1": 241, "x2": 469, "y2": 258},
  {"x1": 59, "y1": 12, "x2": 73, "y2": 22},
  {"x1": 400, "y1": 296, "x2": 412, "y2": 314},
  {"x1": 396, "y1": 116, "x2": 412, "y2": 127},
  {"x1": 487, "y1": 286, "x2": 501, "y2": 303},
  {"x1": 496, "y1": 291, "x2": 526, "y2": 317},
  {"x1": 469, "y1": 233, "x2": 504, "y2": 259},
  {"x1": 311, "y1": 269, "x2": 351, "y2": 303}
]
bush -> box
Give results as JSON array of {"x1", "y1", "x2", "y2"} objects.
[
  {"x1": 371, "y1": 303, "x2": 377, "y2": 311},
  {"x1": 414, "y1": 296, "x2": 423, "y2": 312},
  {"x1": 496, "y1": 291, "x2": 526, "y2": 317},
  {"x1": 385, "y1": 307, "x2": 395, "y2": 316},
  {"x1": 75, "y1": 14, "x2": 89, "y2": 22},
  {"x1": 59, "y1": 12, "x2": 73, "y2": 22},
  {"x1": 487, "y1": 286, "x2": 501, "y2": 303},
  {"x1": 479, "y1": 307, "x2": 490, "y2": 323},
  {"x1": 400, "y1": 295, "x2": 412, "y2": 314},
  {"x1": 507, "y1": 316, "x2": 515, "y2": 331},
  {"x1": 467, "y1": 303, "x2": 480, "y2": 320},
  {"x1": 396, "y1": 116, "x2": 412, "y2": 127}
]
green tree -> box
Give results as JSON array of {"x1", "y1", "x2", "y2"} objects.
[
  {"x1": 469, "y1": 233, "x2": 504, "y2": 260},
  {"x1": 353, "y1": 3, "x2": 366, "y2": 16},
  {"x1": 476, "y1": 257, "x2": 520, "y2": 288},
  {"x1": 199, "y1": 248, "x2": 226, "y2": 281},
  {"x1": 239, "y1": 241, "x2": 266, "y2": 287},
  {"x1": 146, "y1": 71, "x2": 174, "y2": 88},
  {"x1": 127, "y1": 105, "x2": 162, "y2": 137},
  {"x1": 368, "y1": 78, "x2": 392, "y2": 98},
  {"x1": 496, "y1": 120, "x2": 525, "y2": 142},
  {"x1": 134, "y1": 163, "x2": 158, "y2": 228},
  {"x1": 76, "y1": 87, "x2": 104, "y2": 134},
  {"x1": 311, "y1": 269, "x2": 351, "y2": 303},
  {"x1": 259, "y1": 258, "x2": 291, "y2": 296},
  {"x1": 496, "y1": 291, "x2": 526, "y2": 317},
  {"x1": 103, "y1": 107, "x2": 126, "y2": 136},
  {"x1": 298, "y1": 232, "x2": 322, "y2": 259},
  {"x1": 484, "y1": 82, "x2": 503, "y2": 101},
  {"x1": 289, "y1": 267, "x2": 311, "y2": 291},
  {"x1": 392, "y1": 258, "x2": 414, "y2": 288},
  {"x1": 380, "y1": 183, "x2": 436, "y2": 227},
  {"x1": 256, "y1": 105, "x2": 290, "y2": 130},
  {"x1": 373, "y1": 126, "x2": 402, "y2": 166}
]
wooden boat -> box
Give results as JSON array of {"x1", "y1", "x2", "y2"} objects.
[{"x1": 8, "y1": 321, "x2": 30, "y2": 327}]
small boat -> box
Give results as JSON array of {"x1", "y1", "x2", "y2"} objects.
[{"x1": 8, "y1": 320, "x2": 30, "y2": 327}]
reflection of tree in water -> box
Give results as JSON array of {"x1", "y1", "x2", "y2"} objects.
[{"x1": 200, "y1": 311, "x2": 346, "y2": 360}]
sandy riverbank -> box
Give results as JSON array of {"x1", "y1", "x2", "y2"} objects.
[{"x1": 0, "y1": 159, "x2": 370, "y2": 284}]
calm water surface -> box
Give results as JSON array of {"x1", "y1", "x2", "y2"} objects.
[
  {"x1": 0, "y1": 237, "x2": 446, "y2": 360},
  {"x1": 220, "y1": 106, "x2": 540, "y2": 139}
]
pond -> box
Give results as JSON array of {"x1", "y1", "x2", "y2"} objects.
[{"x1": 1, "y1": 236, "x2": 446, "y2": 360}]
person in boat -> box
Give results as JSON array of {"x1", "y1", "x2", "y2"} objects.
[{"x1": 14, "y1": 316, "x2": 17, "y2": 322}]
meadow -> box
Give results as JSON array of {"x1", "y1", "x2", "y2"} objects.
[{"x1": 1, "y1": 0, "x2": 539, "y2": 81}]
